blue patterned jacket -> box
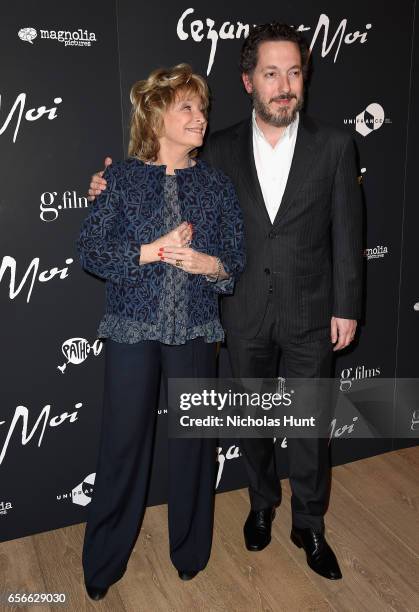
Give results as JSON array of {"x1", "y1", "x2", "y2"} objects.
[{"x1": 77, "y1": 158, "x2": 246, "y2": 330}]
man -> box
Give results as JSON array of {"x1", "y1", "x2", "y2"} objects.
[{"x1": 88, "y1": 23, "x2": 362, "y2": 581}]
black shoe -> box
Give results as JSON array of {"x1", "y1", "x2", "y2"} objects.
[
  {"x1": 243, "y1": 507, "x2": 276, "y2": 551},
  {"x1": 177, "y1": 570, "x2": 199, "y2": 581},
  {"x1": 85, "y1": 585, "x2": 109, "y2": 600},
  {"x1": 290, "y1": 526, "x2": 342, "y2": 580}
]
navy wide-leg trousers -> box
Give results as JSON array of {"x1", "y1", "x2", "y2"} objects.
[{"x1": 82, "y1": 337, "x2": 217, "y2": 589}]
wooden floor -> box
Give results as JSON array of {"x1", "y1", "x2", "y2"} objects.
[{"x1": 1, "y1": 447, "x2": 418, "y2": 612}]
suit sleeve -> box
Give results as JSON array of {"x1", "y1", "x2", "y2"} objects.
[
  {"x1": 200, "y1": 133, "x2": 216, "y2": 165},
  {"x1": 331, "y1": 136, "x2": 363, "y2": 319},
  {"x1": 208, "y1": 175, "x2": 246, "y2": 295},
  {"x1": 76, "y1": 165, "x2": 142, "y2": 285}
]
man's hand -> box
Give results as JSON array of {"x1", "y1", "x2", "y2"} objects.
[
  {"x1": 330, "y1": 316, "x2": 357, "y2": 351},
  {"x1": 87, "y1": 156, "x2": 113, "y2": 201}
]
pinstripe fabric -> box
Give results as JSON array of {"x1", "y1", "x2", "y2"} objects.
[{"x1": 201, "y1": 114, "x2": 363, "y2": 342}]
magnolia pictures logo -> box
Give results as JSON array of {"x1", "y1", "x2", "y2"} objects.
[
  {"x1": 18, "y1": 27, "x2": 97, "y2": 47},
  {"x1": 0, "y1": 501, "x2": 13, "y2": 516},
  {"x1": 344, "y1": 103, "x2": 391, "y2": 137},
  {"x1": 364, "y1": 245, "x2": 389, "y2": 260},
  {"x1": 18, "y1": 27, "x2": 37, "y2": 44}
]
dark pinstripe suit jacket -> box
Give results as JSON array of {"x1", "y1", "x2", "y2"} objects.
[{"x1": 201, "y1": 113, "x2": 363, "y2": 342}]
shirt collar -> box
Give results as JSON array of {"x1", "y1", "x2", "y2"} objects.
[{"x1": 252, "y1": 108, "x2": 299, "y2": 147}]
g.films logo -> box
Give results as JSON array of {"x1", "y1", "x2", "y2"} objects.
[
  {"x1": 411, "y1": 410, "x2": 419, "y2": 432},
  {"x1": 340, "y1": 365, "x2": 381, "y2": 391},
  {"x1": 40, "y1": 191, "x2": 89, "y2": 222}
]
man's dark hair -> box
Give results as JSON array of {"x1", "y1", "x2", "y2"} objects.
[{"x1": 240, "y1": 22, "x2": 310, "y2": 80}]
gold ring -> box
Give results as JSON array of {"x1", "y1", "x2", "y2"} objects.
[{"x1": 175, "y1": 259, "x2": 183, "y2": 267}]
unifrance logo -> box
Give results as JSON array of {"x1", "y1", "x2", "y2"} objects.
[
  {"x1": 177, "y1": 10, "x2": 372, "y2": 75},
  {"x1": 364, "y1": 245, "x2": 389, "y2": 260},
  {"x1": 40, "y1": 191, "x2": 89, "y2": 222},
  {"x1": 57, "y1": 473, "x2": 95, "y2": 506},
  {"x1": 18, "y1": 27, "x2": 97, "y2": 47},
  {"x1": 58, "y1": 338, "x2": 103, "y2": 373},
  {"x1": 344, "y1": 103, "x2": 391, "y2": 137}
]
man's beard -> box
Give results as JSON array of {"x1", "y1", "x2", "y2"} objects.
[{"x1": 252, "y1": 88, "x2": 304, "y2": 127}]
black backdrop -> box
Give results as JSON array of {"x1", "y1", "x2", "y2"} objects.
[{"x1": 0, "y1": 0, "x2": 417, "y2": 541}]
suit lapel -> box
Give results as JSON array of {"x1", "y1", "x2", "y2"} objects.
[
  {"x1": 232, "y1": 118, "x2": 272, "y2": 228},
  {"x1": 271, "y1": 114, "x2": 318, "y2": 227}
]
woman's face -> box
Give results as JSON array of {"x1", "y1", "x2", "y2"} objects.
[{"x1": 160, "y1": 93, "x2": 207, "y2": 153}]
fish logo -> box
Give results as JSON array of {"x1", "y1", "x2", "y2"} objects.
[{"x1": 58, "y1": 337, "x2": 103, "y2": 373}]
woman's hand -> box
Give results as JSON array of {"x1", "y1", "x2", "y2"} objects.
[
  {"x1": 160, "y1": 247, "x2": 227, "y2": 278},
  {"x1": 140, "y1": 223, "x2": 192, "y2": 264}
]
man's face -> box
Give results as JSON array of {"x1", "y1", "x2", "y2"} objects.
[{"x1": 242, "y1": 40, "x2": 304, "y2": 127}]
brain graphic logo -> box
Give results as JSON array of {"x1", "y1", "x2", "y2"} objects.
[{"x1": 18, "y1": 27, "x2": 37, "y2": 44}]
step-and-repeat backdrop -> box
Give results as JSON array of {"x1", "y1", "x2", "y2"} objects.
[{"x1": 1, "y1": 0, "x2": 417, "y2": 541}]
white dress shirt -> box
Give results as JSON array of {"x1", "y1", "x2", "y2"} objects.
[{"x1": 252, "y1": 109, "x2": 299, "y2": 223}]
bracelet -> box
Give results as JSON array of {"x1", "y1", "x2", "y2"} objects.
[{"x1": 204, "y1": 256, "x2": 222, "y2": 283}]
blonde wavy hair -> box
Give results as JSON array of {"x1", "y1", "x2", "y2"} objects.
[{"x1": 128, "y1": 63, "x2": 210, "y2": 162}]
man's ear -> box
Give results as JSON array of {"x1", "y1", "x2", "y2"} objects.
[{"x1": 242, "y1": 72, "x2": 253, "y2": 94}]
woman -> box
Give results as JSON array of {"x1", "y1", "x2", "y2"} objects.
[{"x1": 77, "y1": 63, "x2": 245, "y2": 600}]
